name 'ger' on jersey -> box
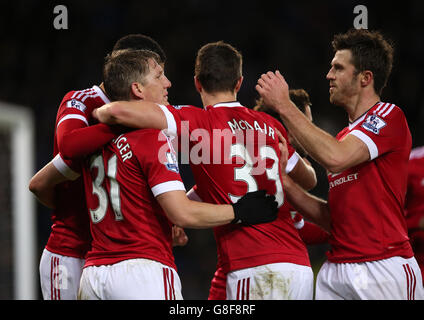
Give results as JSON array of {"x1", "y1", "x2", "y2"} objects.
[
  {"x1": 158, "y1": 102, "x2": 311, "y2": 273},
  {"x1": 327, "y1": 102, "x2": 413, "y2": 262}
]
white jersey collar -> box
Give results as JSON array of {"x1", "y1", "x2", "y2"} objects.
[
  {"x1": 93, "y1": 85, "x2": 111, "y2": 104},
  {"x1": 207, "y1": 101, "x2": 244, "y2": 109}
]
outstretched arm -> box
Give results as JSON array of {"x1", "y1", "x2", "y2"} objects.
[
  {"x1": 256, "y1": 71, "x2": 369, "y2": 173},
  {"x1": 93, "y1": 100, "x2": 168, "y2": 130},
  {"x1": 28, "y1": 158, "x2": 75, "y2": 208},
  {"x1": 283, "y1": 175, "x2": 331, "y2": 232},
  {"x1": 156, "y1": 190, "x2": 278, "y2": 229},
  {"x1": 58, "y1": 120, "x2": 122, "y2": 159}
]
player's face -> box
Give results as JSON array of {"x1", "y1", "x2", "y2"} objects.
[
  {"x1": 326, "y1": 50, "x2": 361, "y2": 106},
  {"x1": 141, "y1": 58, "x2": 172, "y2": 105}
]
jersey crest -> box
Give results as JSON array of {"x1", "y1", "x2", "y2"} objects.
[
  {"x1": 362, "y1": 113, "x2": 386, "y2": 134},
  {"x1": 66, "y1": 99, "x2": 87, "y2": 112},
  {"x1": 165, "y1": 151, "x2": 179, "y2": 173}
]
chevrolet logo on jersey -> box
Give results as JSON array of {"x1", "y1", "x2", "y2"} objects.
[{"x1": 362, "y1": 114, "x2": 386, "y2": 134}]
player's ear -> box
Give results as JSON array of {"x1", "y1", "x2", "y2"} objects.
[
  {"x1": 131, "y1": 82, "x2": 144, "y2": 100},
  {"x1": 194, "y1": 76, "x2": 202, "y2": 94},
  {"x1": 360, "y1": 70, "x2": 373, "y2": 88},
  {"x1": 235, "y1": 76, "x2": 244, "y2": 93}
]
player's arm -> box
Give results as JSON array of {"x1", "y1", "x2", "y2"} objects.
[
  {"x1": 283, "y1": 174, "x2": 330, "y2": 232},
  {"x1": 257, "y1": 71, "x2": 369, "y2": 173},
  {"x1": 28, "y1": 155, "x2": 79, "y2": 208},
  {"x1": 156, "y1": 190, "x2": 278, "y2": 229},
  {"x1": 93, "y1": 100, "x2": 168, "y2": 130},
  {"x1": 170, "y1": 187, "x2": 202, "y2": 247},
  {"x1": 56, "y1": 116, "x2": 121, "y2": 159},
  {"x1": 277, "y1": 129, "x2": 317, "y2": 191},
  {"x1": 288, "y1": 156, "x2": 317, "y2": 191},
  {"x1": 58, "y1": 121, "x2": 121, "y2": 159}
]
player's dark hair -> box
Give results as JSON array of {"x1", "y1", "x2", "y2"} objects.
[
  {"x1": 112, "y1": 34, "x2": 166, "y2": 64},
  {"x1": 332, "y1": 29, "x2": 394, "y2": 96},
  {"x1": 103, "y1": 49, "x2": 160, "y2": 101},
  {"x1": 195, "y1": 41, "x2": 242, "y2": 93}
]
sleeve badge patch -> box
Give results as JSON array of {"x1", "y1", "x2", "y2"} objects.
[
  {"x1": 362, "y1": 114, "x2": 386, "y2": 134},
  {"x1": 171, "y1": 105, "x2": 188, "y2": 110},
  {"x1": 66, "y1": 99, "x2": 87, "y2": 112},
  {"x1": 165, "y1": 151, "x2": 179, "y2": 173}
]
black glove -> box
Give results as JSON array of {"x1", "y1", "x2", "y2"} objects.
[{"x1": 231, "y1": 190, "x2": 278, "y2": 225}]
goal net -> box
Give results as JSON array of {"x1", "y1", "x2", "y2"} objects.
[{"x1": 0, "y1": 101, "x2": 36, "y2": 299}]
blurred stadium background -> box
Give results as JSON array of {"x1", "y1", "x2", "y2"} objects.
[{"x1": 1, "y1": 0, "x2": 424, "y2": 299}]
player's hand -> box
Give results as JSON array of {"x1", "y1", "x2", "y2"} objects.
[
  {"x1": 304, "y1": 104, "x2": 313, "y2": 122},
  {"x1": 276, "y1": 129, "x2": 289, "y2": 174},
  {"x1": 255, "y1": 70, "x2": 291, "y2": 115},
  {"x1": 172, "y1": 225, "x2": 188, "y2": 247},
  {"x1": 231, "y1": 190, "x2": 278, "y2": 225},
  {"x1": 92, "y1": 102, "x2": 116, "y2": 124}
]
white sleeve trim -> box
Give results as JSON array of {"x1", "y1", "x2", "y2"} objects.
[
  {"x1": 186, "y1": 188, "x2": 203, "y2": 202},
  {"x1": 52, "y1": 154, "x2": 80, "y2": 181},
  {"x1": 151, "y1": 180, "x2": 186, "y2": 197},
  {"x1": 286, "y1": 151, "x2": 300, "y2": 174},
  {"x1": 56, "y1": 114, "x2": 89, "y2": 129},
  {"x1": 349, "y1": 130, "x2": 379, "y2": 160},
  {"x1": 157, "y1": 104, "x2": 177, "y2": 136},
  {"x1": 294, "y1": 218, "x2": 305, "y2": 230}
]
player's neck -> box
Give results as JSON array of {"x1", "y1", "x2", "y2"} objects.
[
  {"x1": 201, "y1": 91, "x2": 237, "y2": 108},
  {"x1": 98, "y1": 82, "x2": 109, "y2": 97},
  {"x1": 345, "y1": 91, "x2": 380, "y2": 122}
]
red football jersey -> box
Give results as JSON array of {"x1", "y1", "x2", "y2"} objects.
[
  {"x1": 207, "y1": 208, "x2": 329, "y2": 300},
  {"x1": 81, "y1": 129, "x2": 185, "y2": 269},
  {"x1": 159, "y1": 101, "x2": 311, "y2": 273},
  {"x1": 47, "y1": 86, "x2": 110, "y2": 258},
  {"x1": 327, "y1": 102, "x2": 413, "y2": 263},
  {"x1": 405, "y1": 146, "x2": 424, "y2": 281}
]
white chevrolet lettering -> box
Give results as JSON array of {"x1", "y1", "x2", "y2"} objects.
[{"x1": 329, "y1": 173, "x2": 359, "y2": 189}]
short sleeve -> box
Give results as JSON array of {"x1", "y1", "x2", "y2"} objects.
[
  {"x1": 56, "y1": 98, "x2": 90, "y2": 130},
  {"x1": 158, "y1": 104, "x2": 207, "y2": 137},
  {"x1": 135, "y1": 130, "x2": 185, "y2": 197},
  {"x1": 52, "y1": 154, "x2": 81, "y2": 180},
  {"x1": 349, "y1": 105, "x2": 409, "y2": 160}
]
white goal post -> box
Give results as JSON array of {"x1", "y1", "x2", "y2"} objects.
[{"x1": 0, "y1": 101, "x2": 36, "y2": 299}]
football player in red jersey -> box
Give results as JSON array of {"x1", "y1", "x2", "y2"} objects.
[
  {"x1": 405, "y1": 146, "x2": 424, "y2": 285},
  {"x1": 93, "y1": 41, "x2": 318, "y2": 300},
  {"x1": 207, "y1": 89, "x2": 329, "y2": 300},
  {"x1": 29, "y1": 34, "x2": 172, "y2": 300},
  {"x1": 257, "y1": 29, "x2": 424, "y2": 299}
]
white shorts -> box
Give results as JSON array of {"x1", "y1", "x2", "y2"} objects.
[
  {"x1": 226, "y1": 262, "x2": 314, "y2": 300},
  {"x1": 78, "y1": 258, "x2": 183, "y2": 300},
  {"x1": 316, "y1": 256, "x2": 424, "y2": 300},
  {"x1": 39, "y1": 248, "x2": 85, "y2": 300}
]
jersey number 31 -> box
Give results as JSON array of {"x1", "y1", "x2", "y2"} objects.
[{"x1": 89, "y1": 154, "x2": 123, "y2": 223}]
